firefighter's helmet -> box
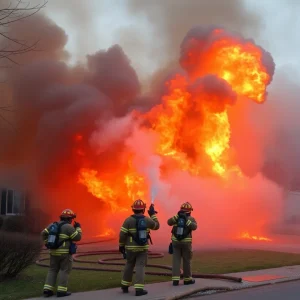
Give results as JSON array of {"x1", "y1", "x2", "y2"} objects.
[
  {"x1": 60, "y1": 209, "x2": 76, "y2": 219},
  {"x1": 180, "y1": 202, "x2": 193, "y2": 212},
  {"x1": 131, "y1": 199, "x2": 146, "y2": 210}
]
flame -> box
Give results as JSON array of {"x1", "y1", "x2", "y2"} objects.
[
  {"x1": 124, "y1": 172, "x2": 146, "y2": 201},
  {"x1": 95, "y1": 228, "x2": 116, "y2": 238},
  {"x1": 202, "y1": 110, "x2": 230, "y2": 175},
  {"x1": 77, "y1": 157, "x2": 148, "y2": 211},
  {"x1": 183, "y1": 28, "x2": 271, "y2": 103},
  {"x1": 239, "y1": 232, "x2": 272, "y2": 242},
  {"x1": 77, "y1": 28, "x2": 272, "y2": 222},
  {"x1": 209, "y1": 43, "x2": 270, "y2": 103},
  {"x1": 78, "y1": 168, "x2": 118, "y2": 211},
  {"x1": 144, "y1": 31, "x2": 270, "y2": 177},
  {"x1": 146, "y1": 75, "x2": 232, "y2": 176}
]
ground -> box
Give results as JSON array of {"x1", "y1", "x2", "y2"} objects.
[
  {"x1": 191, "y1": 281, "x2": 300, "y2": 299},
  {"x1": 2, "y1": 249, "x2": 300, "y2": 300}
]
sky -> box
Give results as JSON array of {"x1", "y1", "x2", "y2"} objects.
[
  {"x1": 246, "y1": 0, "x2": 300, "y2": 68},
  {"x1": 43, "y1": 0, "x2": 300, "y2": 86}
]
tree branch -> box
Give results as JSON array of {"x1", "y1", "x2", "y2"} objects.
[
  {"x1": 0, "y1": 1, "x2": 47, "y2": 26},
  {"x1": 0, "y1": 1, "x2": 47, "y2": 69}
]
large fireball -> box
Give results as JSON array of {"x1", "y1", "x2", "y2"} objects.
[
  {"x1": 77, "y1": 26, "x2": 276, "y2": 242},
  {"x1": 79, "y1": 25, "x2": 275, "y2": 202}
]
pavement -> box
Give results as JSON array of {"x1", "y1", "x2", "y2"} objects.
[
  {"x1": 26, "y1": 264, "x2": 300, "y2": 300},
  {"x1": 191, "y1": 281, "x2": 300, "y2": 299}
]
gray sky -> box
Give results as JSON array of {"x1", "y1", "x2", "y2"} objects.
[
  {"x1": 44, "y1": 0, "x2": 300, "y2": 84},
  {"x1": 246, "y1": 0, "x2": 300, "y2": 67}
]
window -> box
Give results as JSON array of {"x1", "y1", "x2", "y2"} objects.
[
  {"x1": 0, "y1": 189, "x2": 26, "y2": 215},
  {"x1": 7, "y1": 190, "x2": 13, "y2": 214},
  {"x1": 13, "y1": 190, "x2": 24, "y2": 215}
]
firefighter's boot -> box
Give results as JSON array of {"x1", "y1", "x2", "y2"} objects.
[
  {"x1": 43, "y1": 290, "x2": 54, "y2": 297},
  {"x1": 121, "y1": 286, "x2": 129, "y2": 293},
  {"x1": 135, "y1": 289, "x2": 148, "y2": 296},
  {"x1": 184, "y1": 279, "x2": 195, "y2": 285},
  {"x1": 57, "y1": 291, "x2": 71, "y2": 297}
]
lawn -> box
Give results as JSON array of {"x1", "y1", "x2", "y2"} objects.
[{"x1": 2, "y1": 249, "x2": 300, "y2": 300}]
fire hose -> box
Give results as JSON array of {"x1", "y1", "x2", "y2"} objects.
[{"x1": 36, "y1": 238, "x2": 242, "y2": 283}]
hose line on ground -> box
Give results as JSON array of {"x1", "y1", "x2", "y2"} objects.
[{"x1": 36, "y1": 238, "x2": 242, "y2": 283}]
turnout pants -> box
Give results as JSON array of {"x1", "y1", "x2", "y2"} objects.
[
  {"x1": 44, "y1": 254, "x2": 73, "y2": 293},
  {"x1": 121, "y1": 250, "x2": 148, "y2": 290},
  {"x1": 172, "y1": 242, "x2": 193, "y2": 282}
]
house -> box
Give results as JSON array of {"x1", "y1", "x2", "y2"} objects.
[{"x1": 0, "y1": 188, "x2": 27, "y2": 216}]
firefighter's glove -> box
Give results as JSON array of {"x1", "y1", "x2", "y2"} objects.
[
  {"x1": 177, "y1": 211, "x2": 187, "y2": 220},
  {"x1": 119, "y1": 246, "x2": 125, "y2": 254},
  {"x1": 74, "y1": 222, "x2": 81, "y2": 228},
  {"x1": 148, "y1": 204, "x2": 157, "y2": 217}
]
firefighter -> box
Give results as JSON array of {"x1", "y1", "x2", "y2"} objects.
[
  {"x1": 167, "y1": 202, "x2": 197, "y2": 286},
  {"x1": 119, "y1": 199, "x2": 160, "y2": 296},
  {"x1": 41, "y1": 209, "x2": 82, "y2": 297}
]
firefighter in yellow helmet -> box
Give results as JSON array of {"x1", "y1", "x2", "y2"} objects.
[
  {"x1": 167, "y1": 202, "x2": 197, "y2": 286},
  {"x1": 119, "y1": 199, "x2": 160, "y2": 296},
  {"x1": 41, "y1": 209, "x2": 82, "y2": 297}
]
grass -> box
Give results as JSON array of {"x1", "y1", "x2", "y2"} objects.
[{"x1": 2, "y1": 249, "x2": 300, "y2": 300}]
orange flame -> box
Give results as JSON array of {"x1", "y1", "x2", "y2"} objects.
[
  {"x1": 239, "y1": 232, "x2": 272, "y2": 242},
  {"x1": 183, "y1": 28, "x2": 271, "y2": 103},
  {"x1": 77, "y1": 29, "x2": 272, "y2": 210},
  {"x1": 77, "y1": 157, "x2": 148, "y2": 210},
  {"x1": 147, "y1": 32, "x2": 270, "y2": 176},
  {"x1": 95, "y1": 228, "x2": 116, "y2": 238},
  {"x1": 146, "y1": 75, "x2": 232, "y2": 176},
  {"x1": 78, "y1": 168, "x2": 119, "y2": 211},
  {"x1": 207, "y1": 43, "x2": 270, "y2": 103}
]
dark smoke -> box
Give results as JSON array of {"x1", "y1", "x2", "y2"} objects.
[
  {"x1": 0, "y1": 13, "x2": 142, "y2": 230},
  {"x1": 189, "y1": 75, "x2": 237, "y2": 113},
  {"x1": 85, "y1": 45, "x2": 141, "y2": 116}
]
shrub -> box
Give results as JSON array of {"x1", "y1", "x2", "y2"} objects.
[
  {"x1": 0, "y1": 231, "x2": 41, "y2": 280},
  {"x1": 1, "y1": 208, "x2": 51, "y2": 234}
]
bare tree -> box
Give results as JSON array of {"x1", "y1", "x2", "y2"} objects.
[
  {"x1": 0, "y1": 0, "x2": 47, "y2": 67},
  {"x1": 0, "y1": 1, "x2": 47, "y2": 130}
]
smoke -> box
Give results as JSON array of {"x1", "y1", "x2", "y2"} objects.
[
  {"x1": 120, "y1": 122, "x2": 284, "y2": 247},
  {"x1": 260, "y1": 68, "x2": 300, "y2": 190},
  {"x1": 38, "y1": 0, "x2": 263, "y2": 85},
  {"x1": 125, "y1": 126, "x2": 169, "y2": 205},
  {"x1": 0, "y1": 12, "x2": 142, "y2": 232},
  {"x1": 90, "y1": 114, "x2": 135, "y2": 154},
  {"x1": 125, "y1": 0, "x2": 262, "y2": 81},
  {"x1": 0, "y1": 1, "x2": 299, "y2": 245},
  {"x1": 189, "y1": 75, "x2": 237, "y2": 113},
  {"x1": 85, "y1": 45, "x2": 141, "y2": 116}
]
